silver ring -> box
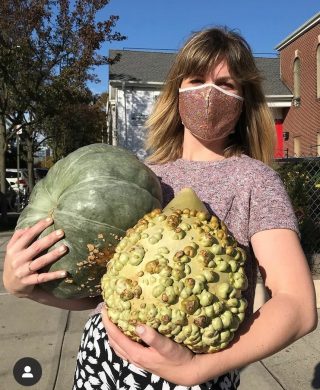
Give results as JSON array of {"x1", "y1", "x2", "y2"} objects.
[{"x1": 28, "y1": 262, "x2": 33, "y2": 274}]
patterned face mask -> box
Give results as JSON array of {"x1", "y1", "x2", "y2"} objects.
[{"x1": 178, "y1": 83, "x2": 244, "y2": 141}]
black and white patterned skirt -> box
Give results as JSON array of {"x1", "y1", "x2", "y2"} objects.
[{"x1": 73, "y1": 314, "x2": 240, "y2": 390}]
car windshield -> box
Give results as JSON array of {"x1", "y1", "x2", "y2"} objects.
[{"x1": 6, "y1": 172, "x2": 20, "y2": 178}]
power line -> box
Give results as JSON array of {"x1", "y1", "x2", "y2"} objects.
[{"x1": 122, "y1": 47, "x2": 177, "y2": 52}]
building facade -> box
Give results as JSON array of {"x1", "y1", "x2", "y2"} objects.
[{"x1": 275, "y1": 12, "x2": 320, "y2": 157}]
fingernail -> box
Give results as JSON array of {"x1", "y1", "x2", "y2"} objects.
[
  {"x1": 56, "y1": 229, "x2": 64, "y2": 236},
  {"x1": 58, "y1": 245, "x2": 67, "y2": 253},
  {"x1": 135, "y1": 325, "x2": 145, "y2": 335},
  {"x1": 60, "y1": 271, "x2": 67, "y2": 277},
  {"x1": 46, "y1": 217, "x2": 53, "y2": 223}
]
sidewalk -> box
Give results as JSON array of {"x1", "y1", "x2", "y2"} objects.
[
  {"x1": 1, "y1": 229, "x2": 319, "y2": 390},
  {"x1": 0, "y1": 229, "x2": 92, "y2": 390}
]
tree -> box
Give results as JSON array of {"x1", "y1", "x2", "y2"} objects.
[
  {"x1": 43, "y1": 87, "x2": 109, "y2": 161},
  {"x1": 0, "y1": 0, "x2": 126, "y2": 199},
  {"x1": 92, "y1": 92, "x2": 110, "y2": 144}
]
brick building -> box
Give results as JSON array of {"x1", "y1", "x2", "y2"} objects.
[{"x1": 275, "y1": 12, "x2": 320, "y2": 157}]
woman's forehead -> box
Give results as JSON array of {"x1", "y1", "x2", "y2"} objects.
[
  {"x1": 183, "y1": 58, "x2": 236, "y2": 80},
  {"x1": 207, "y1": 59, "x2": 232, "y2": 77}
]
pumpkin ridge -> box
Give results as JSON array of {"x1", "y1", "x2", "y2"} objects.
[
  {"x1": 57, "y1": 177, "x2": 162, "y2": 206},
  {"x1": 42, "y1": 182, "x2": 57, "y2": 205},
  {"x1": 22, "y1": 203, "x2": 52, "y2": 215},
  {"x1": 55, "y1": 145, "x2": 136, "y2": 180},
  {"x1": 52, "y1": 209, "x2": 127, "y2": 232}
]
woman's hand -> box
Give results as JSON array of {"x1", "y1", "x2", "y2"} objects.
[
  {"x1": 102, "y1": 307, "x2": 200, "y2": 386},
  {"x1": 3, "y1": 218, "x2": 68, "y2": 298}
]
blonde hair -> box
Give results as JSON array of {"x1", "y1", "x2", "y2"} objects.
[{"x1": 145, "y1": 27, "x2": 276, "y2": 165}]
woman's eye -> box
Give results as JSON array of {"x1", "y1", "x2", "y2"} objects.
[
  {"x1": 217, "y1": 82, "x2": 235, "y2": 90},
  {"x1": 190, "y1": 78, "x2": 203, "y2": 84}
]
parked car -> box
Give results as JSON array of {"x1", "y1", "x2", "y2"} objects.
[
  {"x1": 6, "y1": 168, "x2": 29, "y2": 194},
  {"x1": 6, "y1": 167, "x2": 49, "y2": 193}
]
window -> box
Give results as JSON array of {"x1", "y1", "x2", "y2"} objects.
[
  {"x1": 317, "y1": 45, "x2": 320, "y2": 98},
  {"x1": 109, "y1": 85, "x2": 117, "y2": 100},
  {"x1": 293, "y1": 57, "x2": 301, "y2": 100}
]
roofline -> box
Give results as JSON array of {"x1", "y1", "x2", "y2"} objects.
[
  {"x1": 110, "y1": 80, "x2": 164, "y2": 87},
  {"x1": 110, "y1": 48, "x2": 177, "y2": 54},
  {"x1": 275, "y1": 12, "x2": 320, "y2": 50},
  {"x1": 109, "y1": 48, "x2": 278, "y2": 59}
]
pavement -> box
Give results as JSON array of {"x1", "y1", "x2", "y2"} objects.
[{"x1": 0, "y1": 223, "x2": 320, "y2": 390}]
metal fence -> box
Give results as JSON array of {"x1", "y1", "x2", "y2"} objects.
[{"x1": 274, "y1": 157, "x2": 320, "y2": 265}]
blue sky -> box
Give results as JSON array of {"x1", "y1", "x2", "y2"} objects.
[{"x1": 89, "y1": 0, "x2": 320, "y2": 94}]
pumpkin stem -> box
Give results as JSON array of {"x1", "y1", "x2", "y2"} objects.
[{"x1": 163, "y1": 188, "x2": 209, "y2": 216}]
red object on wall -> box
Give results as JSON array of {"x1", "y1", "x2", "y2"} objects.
[{"x1": 274, "y1": 119, "x2": 284, "y2": 158}]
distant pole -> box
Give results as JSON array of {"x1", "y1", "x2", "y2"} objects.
[
  {"x1": 104, "y1": 101, "x2": 108, "y2": 144},
  {"x1": 16, "y1": 125, "x2": 23, "y2": 211},
  {"x1": 16, "y1": 132, "x2": 20, "y2": 211},
  {"x1": 122, "y1": 82, "x2": 128, "y2": 147}
]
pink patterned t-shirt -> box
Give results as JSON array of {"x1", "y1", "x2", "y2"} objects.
[{"x1": 147, "y1": 154, "x2": 299, "y2": 315}]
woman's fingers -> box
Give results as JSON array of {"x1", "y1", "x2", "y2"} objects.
[
  {"x1": 102, "y1": 309, "x2": 146, "y2": 367},
  {"x1": 10, "y1": 227, "x2": 30, "y2": 242},
  {"x1": 108, "y1": 334, "x2": 130, "y2": 362},
  {"x1": 27, "y1": 242, "x2": 67, "y2": 271},
  {"x1": 17, "y1": 244, "x2": 68, "y2": 278},
  {"x1": 18, "y1": 228, "x2": 65, "y2": 266},
  {"x1": 107, "y1": 332, "x2": 143, "y2": 368},
  {"x1": 11, "y1": 217, "x2": 54, "y2": 251},
  {"x1": 3, "y1": 218, "x2": 69, "y2": 297},
  {"x1": 23, "y1": 268, "x2": 67, "y2": 286},
  {"x1": 7, "y1": 227, "x2": 30, "y2": 246}
]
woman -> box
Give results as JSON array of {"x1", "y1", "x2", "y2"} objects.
[
  {"x1": 72, "y1": 27, "x2": 317, "y2": 389},
  {"x1": 3, "y1": 27, "x2": 317, "y2": 389}
]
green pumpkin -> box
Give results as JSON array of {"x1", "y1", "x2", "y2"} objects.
[{"x1": 16, "y1": 144, "x2": 162, "y2": 299}]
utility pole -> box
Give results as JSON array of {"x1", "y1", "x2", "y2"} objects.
[{"x1": 16, "y1": 125, "x2": 23, "y2": 211}]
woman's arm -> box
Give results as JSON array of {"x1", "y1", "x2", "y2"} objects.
[
  {"x1": 102, "y1": 228, "x2": 317, "y2": 386},
  {"x1": 26, "y1": 286, "x2": 103, "y2": 310},
  {"x1": 3, "y1": 218, "x2": 101, "y2": 311},
  {"x1": 189, "y1": 229, "x2": 317, "y2": 383}
]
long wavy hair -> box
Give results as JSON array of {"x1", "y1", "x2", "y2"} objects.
[{"x1": 145, "y1": 27, "x2": 276, "y2": 165}]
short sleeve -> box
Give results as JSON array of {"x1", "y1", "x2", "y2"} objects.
[{"x1": 248, "y1": 167, "x2": 299, "y2": 239}]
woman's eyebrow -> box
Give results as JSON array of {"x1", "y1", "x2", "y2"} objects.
[
  {"x1": 214, "y1": 76, "x2": 235, "y2": 82},
  {"x1": 187, "y1": 74, "x2": 203, "y2": 78}
]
